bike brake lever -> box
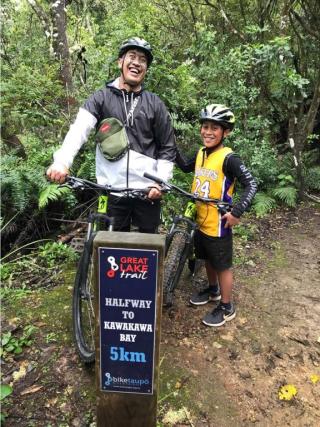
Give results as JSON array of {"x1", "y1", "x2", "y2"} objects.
[{"x1": 217, "y1": 203, "x2": 232, "y2": 215}]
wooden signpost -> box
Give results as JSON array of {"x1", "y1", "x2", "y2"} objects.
[{"x1": 93, "y1": 231, "x2": 165, "y2": 427}]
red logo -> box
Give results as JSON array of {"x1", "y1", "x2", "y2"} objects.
[{"x1": 100, "y1": 123, "x2": 111, "y2": 133}]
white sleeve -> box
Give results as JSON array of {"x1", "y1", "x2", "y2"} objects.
[
  {"x1": 53, "y1": 108, "x2": 97, "y2": 168},
  {"x1": 156, "y1": 159, "x2": 174, "y2": 182}
]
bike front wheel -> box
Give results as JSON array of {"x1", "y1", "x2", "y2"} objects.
[
  {"x1": 163, "y1": 231, "x2": 189, "y2": 307},
  {"x1": 72, "y1": 237, "x2": 96, "y2": 363}
]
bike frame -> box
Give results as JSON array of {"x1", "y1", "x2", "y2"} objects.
[{"x1": 143, "y1": 172, "x2": 232, "y2": 306}]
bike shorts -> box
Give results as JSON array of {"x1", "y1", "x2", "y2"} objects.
[
  {"x1": 107, "y1": 195, "x2": 161, "y2": 233},
  {"x1": 194, "y1": 230, "x2": 233, "y2": 271}
]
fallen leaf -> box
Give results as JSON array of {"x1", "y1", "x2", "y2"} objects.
[
  {"x1": 162, "y1": 408, "x2": 186, "y2": 424},
  {"x1": 21, "y1": 385, "x2": 43, "y2": 395},
  {"x1": 12, "y1": 361, "x2": 28, "y2": 382},
  {"x1": 34, "y1": 322, "x2": 47, "y2": 327},
  {"x1": 212, "y1": 341, "x2": 223, "y2": 349},
  {"x1": 45, "y1": 397, "x2": 58, "y2": 407},
  {"x1": 220, "y1": 333, "x2": 233, "y2": 341}
]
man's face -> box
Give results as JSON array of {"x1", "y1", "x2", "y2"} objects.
[
  {"x1": 118, "y1": 49, "x2": 148, "y2": 87},
  {"x1": 200, "y1": 121, "x2": 229, "y2": 148}
]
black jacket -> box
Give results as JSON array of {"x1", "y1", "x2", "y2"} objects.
[{"x1": 82, "y1": 82, "x2": 176, "y2": 162}]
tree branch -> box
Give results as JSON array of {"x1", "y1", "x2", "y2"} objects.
[
  {"x1": 291, "y1": 9, "x2": 320, "y2": 39},
  {"x1": 303, "y1": 69, "x2": 320, "y2": 137},
  {"x1": 26, "y1": 0, "x2": 51, "y2": 35},
  {"x1": 204, "y1": 0, "x2": 246, "y2": 41}
]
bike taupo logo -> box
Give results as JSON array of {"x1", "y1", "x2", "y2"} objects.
[
  {"x1": 105, "y1": 372, "x2": 113, "y2": 386},
  {"x1": 104, "y1": 372, "x2": 150, "y2": 388},
  {"x1": 106, "y1": 255, "x2": 149, "y2": 280}
]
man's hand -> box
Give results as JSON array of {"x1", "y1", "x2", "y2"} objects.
[
  {"x1": 147, "y1": 184, "x2": 162, "y2": 200},
  {"x1": 222, "y1": 212, "x2": 240, "y2": 228},
  {"x1": 46, "y1": 163, "x2": 69, "y2": 184}
]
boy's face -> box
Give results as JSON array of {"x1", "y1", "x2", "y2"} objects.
[{"x1": 200, "y1": 121, "x2": 230, "y2": 149}]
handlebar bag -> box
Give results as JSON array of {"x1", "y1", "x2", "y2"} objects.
[{"x1": 96, "y1": 117, "x2": 129, "y2": 162}]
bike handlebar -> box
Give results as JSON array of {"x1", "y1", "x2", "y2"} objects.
[
  {"x1": 143, "y1": 172, "x2": 232, "y2": 208},
  {"x1": 63, "y1": 176, "x2": 150, "y2": 198}
]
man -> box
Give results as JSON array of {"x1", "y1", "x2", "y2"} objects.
[{"x1": 47, "y1": 37, "x2": 176, "y2": 233}]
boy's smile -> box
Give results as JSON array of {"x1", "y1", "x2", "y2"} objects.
[{"x1": 200, "y1": 121, "x2": 230, "y2": 150}]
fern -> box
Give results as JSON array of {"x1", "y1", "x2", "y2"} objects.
[
  {"x1": 305, "y1": 166, "x2": 320, "y2": 191},
  {"x1": 272, "y1": 186, "x2": 297, "y2": 207},
  {"x1": 38, "y1": 184, "x2": 71, "y2": 209},
  {"x1": 252, "y1": 192, "x2": 277, "y2": 217}
]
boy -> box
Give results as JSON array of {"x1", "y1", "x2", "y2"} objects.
[{"x1": 176, "y1": 104, "x2": 257, "y2": 326}]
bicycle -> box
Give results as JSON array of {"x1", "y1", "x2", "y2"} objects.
[
  {"x1": 143, "y1": 172, "x2": 232, "y2": 307},
  {"x1": 62, "y1": 176, "x2": 152, "y2": 364}
]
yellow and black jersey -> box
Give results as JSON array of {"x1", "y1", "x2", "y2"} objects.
[
  {"x1": 191, "y1": 147, "x2": 235, "y2": 237},
  {"x1": 176, "y1": 146, "x2": 258, "y2": 230}
]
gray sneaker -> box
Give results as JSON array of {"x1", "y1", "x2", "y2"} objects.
[
  {"x1": 189, "y1": 286, "x2": 221, "y2": 305},
  {"x1": 202, "y1": 304, "x2": 236, "y2": 327}
]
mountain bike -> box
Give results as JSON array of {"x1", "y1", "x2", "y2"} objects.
[
  {"x1": 63, "y1": 176, "x2": 151, "y2": 364},
  {"x1": 144, "y1": 172, "x2": 232, "y2": 307}
]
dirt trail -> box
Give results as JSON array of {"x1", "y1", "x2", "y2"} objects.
[
  {"x1": 2, "y1": 204, "x2": 320, "y2": 426},
  {"x1": 161, "y1": 205, "x2": 320, "y2": 426}
]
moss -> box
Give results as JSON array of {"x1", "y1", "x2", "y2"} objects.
[{"x1": 3, "y1": 268, "x2": 75, "y2": 344}]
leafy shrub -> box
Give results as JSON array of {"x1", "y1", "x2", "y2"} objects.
[
  {"x1": 37, "y1": 242, "x2": 79, "y2": 268},
  {"x1": 305, "y1": 166, "x2": 320, "y2": 191},
  {"x1": 0, "y1": 325, "x2": 36, "y2": 359},
  {"x1": 252, "y1": 192, "x2": 277, "y2": 217}
]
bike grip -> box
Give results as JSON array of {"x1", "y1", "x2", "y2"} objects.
[{"x1": 143, "y1": 172, "x2": 165, "y2": 185}]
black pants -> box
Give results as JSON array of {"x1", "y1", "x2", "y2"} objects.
[{"x1": 107, "y1": 195, "x2": 161, "y2": 233}]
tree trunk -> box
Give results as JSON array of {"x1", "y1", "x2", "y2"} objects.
[{"x1": 51, "y1": 0, "x2": 73, "y2": 94}]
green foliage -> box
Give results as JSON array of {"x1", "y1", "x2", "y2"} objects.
[
  {"x1": 1, "y1": 242, "x2": 78, "y2": 297},
  {"x1": 233, "y1": 222, "x2": 258, "y2": 242},
  {"x1": 38, "y1": 184, "x2": 73, "y2": 209},
  {"x1": 252, "y1": 192, "x2": 277, "y2": 217},
  {"x1": 0, "y1": 325, "x2": 36, "y2": 359},
  {"x1": 37, "y1": 242, "x2": 78, "y2": 268},
  {"x1": 272, "y1": 174, "x2": 297, "y2": 207},
  {"x1": 0, "y1": 383, "x2": 13, "y2": 423},
  {"x1": 1, "y1": 0, "x2": 319, "y2": 244},
  {"x1": 273, "y1": 186, "x2": 297, "y2": 207},
  {"x1": 0, "y1": 384, "x2": 13, "y2": 401},
  {"x1": 305, "y1": 166, "x2": 320, "y2": 191},
  {"x1": 1, "y1": 153, "x2": 47, "y2": 213},
  {"x1": 161, "y1": 167, "x2": 194, "y2": 228},
  {"x1": 0, "y1": 282, "x2": 33, "y2": 301}
]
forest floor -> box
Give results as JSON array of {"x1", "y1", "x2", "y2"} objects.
[{"x1": 1, "y1": 203, "x2": 320, "y2": 427}]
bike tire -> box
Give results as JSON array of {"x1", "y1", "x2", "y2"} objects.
[
  {"x1": 163, "y1": 231, "x2": 189, "y2": 307},
  {"x1": 72, "y1": 237, "x2": 96, "y2": 363}
]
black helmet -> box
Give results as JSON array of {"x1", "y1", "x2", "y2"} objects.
[
  {"x1": 118, "y1": 37, "x2": 153, "y2": 66},
  {"x1": 199, "y1": 104, "x2": 235, "y2": 130}
]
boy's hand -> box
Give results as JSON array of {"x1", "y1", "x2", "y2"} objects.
[
  {"x1": 46, "y1": 163, "x2": 69, "y2": 184},
  {"x1": 222, "y1": 212, "x2": 240, "y2": 228}
]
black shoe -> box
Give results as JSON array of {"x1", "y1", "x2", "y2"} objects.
[
  {"x1": 202, "y1": 303, "x2": 236, "y2": 327},
  {"x1": 189, "y1": 286, "x2": 221, "y2": 305}
]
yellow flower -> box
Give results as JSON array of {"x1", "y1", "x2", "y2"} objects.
[
  {"x1": 310, "y1": 374, "x2": 319, "y2": 384},
  {"x1": 278, "y1": 384, "x2": 297, "y2": 401}
]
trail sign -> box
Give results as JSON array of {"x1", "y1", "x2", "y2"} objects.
[{"x1": 93, "y1": 232, "x2": 165, "y2": 427}]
